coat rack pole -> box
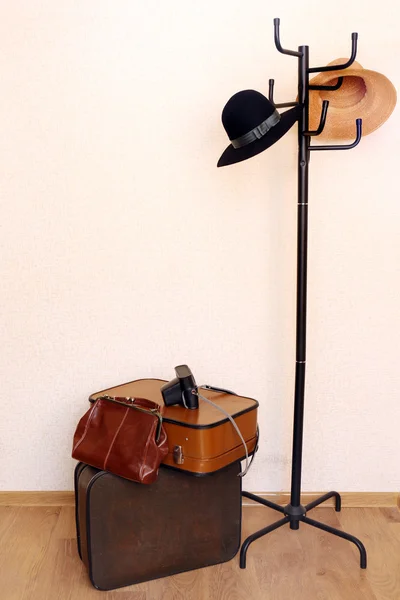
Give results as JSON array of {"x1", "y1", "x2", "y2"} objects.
[
  {"x1": 290, "y1": 45, "x2": 309, "y2": 516},
  {"x1": 240, "y1": 19, "x2": 367, "y2": 569}
]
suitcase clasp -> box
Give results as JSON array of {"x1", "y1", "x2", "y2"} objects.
[{"x1": 173, "y1": 445, "x2": 184, "y2": 465}]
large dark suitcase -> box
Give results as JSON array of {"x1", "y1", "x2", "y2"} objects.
[{"x1": 75, "y1": 461, "x2": 242, "y2": 590}]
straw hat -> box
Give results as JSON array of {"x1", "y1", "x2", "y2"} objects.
[{"x1": 308, "y1": 59, "x2": 396, "y2": 139}]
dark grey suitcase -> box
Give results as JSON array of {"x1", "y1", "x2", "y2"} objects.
[{"x1": 74, "y1": 461, "x2": 242, "y2": 590}]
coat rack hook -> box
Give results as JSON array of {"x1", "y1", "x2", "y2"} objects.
[
  {"x1": 309, "y1": 33, "x2": 358, "y2": 73},
  {"x1": 309, "y1": 77, "x2": 344, "y2": 91},
  {"x1": 269, "y1": 79, "x2": 275, "y2": 103},
  {"x1": 305, "y1": 100, "x2": 329, "y2": 136},
  {"x1": 309, "y1": 118, "x2": 362, "y2": 150},
  {"x1": 274, "y1": 18, "x2": 302, "y2": 58},
  {"x1": 268, "y1": 77, "x2": 299, "y2": 108}
]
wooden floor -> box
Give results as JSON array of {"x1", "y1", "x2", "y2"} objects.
[{"x1": 1, "y1": 503, "x2": 400, "y2": 599}]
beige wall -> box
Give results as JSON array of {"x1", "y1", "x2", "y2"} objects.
[{"x1": 0, "y1": 1, "x2": 399, "y2": 491}]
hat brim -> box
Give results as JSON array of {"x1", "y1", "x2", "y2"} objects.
[
  {"x1": 217, "y1": 105, "x2": 301, "y2": 167},
  {"x1": 308, "y1": 67, "x2": 397, "y2": 139}
]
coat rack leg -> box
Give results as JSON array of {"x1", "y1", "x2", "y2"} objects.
[
  {"x1": 240, "y1": 516, "x2": 289, "y2": 568},
  {"x1": 305, "y1": 490, "x2": 341, "y2": 512},
  {"x1": 242, "y1": 491, "x2": 285, "y2": 513},
  {"x1": 302, "y1": 515, "x2": 367, "y2": 568}
]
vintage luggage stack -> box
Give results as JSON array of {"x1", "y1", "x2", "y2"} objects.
[
  {"x1": 89, "y1": 378, "x2": 259, "y2": 474},
  {"x1": 75, "y1": 376, "x2": 259, "y2": 590}
]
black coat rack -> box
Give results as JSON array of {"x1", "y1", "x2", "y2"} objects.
[{"x1": 240, "y1": 19, "x2": 367, "y2": 569}]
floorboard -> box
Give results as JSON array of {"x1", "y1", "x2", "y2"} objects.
[{"x1": 0, "y1": 504, "x2": 399, "y2": 599}]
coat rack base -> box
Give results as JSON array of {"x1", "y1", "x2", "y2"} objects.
[{"x1": 240, "y1": 490, "x2": 367, "y2": 569}]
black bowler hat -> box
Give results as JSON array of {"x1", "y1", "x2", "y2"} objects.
[{"x1": 217, "y1": 90, "x2": 301, "y2": 167}]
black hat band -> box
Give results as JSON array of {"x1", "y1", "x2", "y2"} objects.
[{"x1": 230, "y1": 110, "x2": 281, "y2": 149}]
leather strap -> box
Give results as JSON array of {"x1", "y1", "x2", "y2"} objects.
[{"x1": 231, "y1": 110, "x2": 281, "y2": 149}]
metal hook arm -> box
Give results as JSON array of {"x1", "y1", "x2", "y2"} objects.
[
  {"x1": 309, "y1": 77, "x2": 344, "y2": 91},
  {"x1": 268, "y1": 78, "x2": 299, "y2": 108},
  {"x1": 268, "y1": 79, "x2": 275, "y2": 102},
  {"x1": 309, "y1": 33, "x2": 358, "y2": 73},
  {"x1": 309, "y1": 118, "x2": 362, "y2": 151},
  {"x1": 276, "y1": 101, "x2": 299, "y2": 108},
  {"x1": 304, "y1": 101, "x2": 329, "y2": 136},
  {"x1": 274, "y1": 18, "x2": 302, "y2": 57}
]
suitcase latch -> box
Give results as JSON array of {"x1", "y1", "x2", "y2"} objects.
[{"x1": 173, "y1": 445, "x2": 184, "y2": 465}]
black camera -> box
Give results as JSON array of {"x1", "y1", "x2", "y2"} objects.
[{"x1": 161, "y1": 365, "x2": 199, "y2": 410}]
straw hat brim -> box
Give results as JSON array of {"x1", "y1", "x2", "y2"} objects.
[{"x1": 308, "y1": 64, "x2": 397, "y2": 140}]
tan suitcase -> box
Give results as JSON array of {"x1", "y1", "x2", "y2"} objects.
[{"x1": 89, "y1": 378, "x2": 258, "y2": 475}]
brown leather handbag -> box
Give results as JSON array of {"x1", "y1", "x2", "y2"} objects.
[{"x1": 72, "y1": 395, "x2": 168, "y2": 484}]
